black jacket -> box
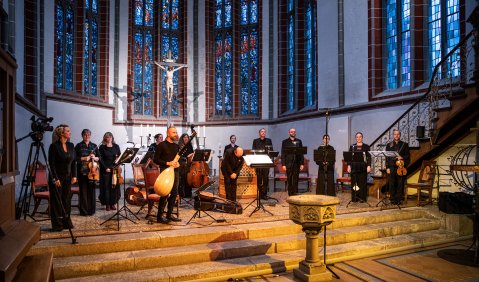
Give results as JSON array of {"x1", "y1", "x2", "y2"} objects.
[
  {"x1": 48, "y1": 141, "x2": 77, "y2": 181},
  {"x1": 281, "y1": 138, "x2": 304, "y2": 168},
  {"x1": 348, "y1": 143, "x2": 371, "y2": 173},
  {"x1": 252, "y1": 138, "x2": 273, "y2": 151},
  {"x1": 224, "y1": 144, "x2": 238, "y2": 152},
  {"x1": 221, "y1": 147, "x2": 244, "y2": 176},
  {"x1": 386, "y1": 140, "x2": 410, "y2": 169}
]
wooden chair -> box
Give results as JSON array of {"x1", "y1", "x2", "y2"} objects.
[
  {"x1": 70, "y1": 185, "x2": 80, "y2": 209},
  {"x1": 131, "y1": 164, "x2": 148, "y2": 214},
  {"x1": 336, "y1": 160, "x2": 351, "y2": 193},
  {"x1": 30, "y1": 162, "x2": 49, "y2": 217},
  {"x1": 273, "y1": 156, "x2": 311, "y2": 192},
  {"x1": 406, "y1": 160, "x2": 437, "y2": 206}
]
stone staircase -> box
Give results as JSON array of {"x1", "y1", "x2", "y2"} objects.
[{"x1": 27, "y1": 207, "x2": 471, "y2": 281}]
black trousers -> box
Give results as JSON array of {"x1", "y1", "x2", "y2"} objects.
[
  {"x1": 78, "y1": 175, "x2": 96, "y2": 215},
  {"x1": 317, "y1": 169, "x2": 335, "y2": 196},
  {"x1": 224, "y1": 174, "x2": 238, "y2": 202},
  {"x1": 157, "y1": 170, "x2": 179, "y2": 220},
  {"x1": 286, "y1": 165, "x2": 300, "y2": 196},
  {"x1": 256, "y1": 168, "x2": 270, "y2": 197},
  {"x1": 49, "y1": 178, "x2": 73, "y2": 230},
  {"x1": 351, "y1": 171, "x2": 368, "y2": 202},
  {"x1": 388, "y1": 172, "x2": 406, "y2": 202}
]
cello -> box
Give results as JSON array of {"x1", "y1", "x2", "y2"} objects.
[
  {"x1": 187, "y1": 149, "x2": 210, "y2": 188},
  {"x1": 154, "y1": 126, "x2": 197, "y2": 196}
]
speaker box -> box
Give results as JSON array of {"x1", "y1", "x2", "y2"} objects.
[
  {"x1": 416, "y1": 126, "x2": 425, "y2": 139},
  {"x1": 438, "y1": 192, "x2": 474, "y2": 214}
]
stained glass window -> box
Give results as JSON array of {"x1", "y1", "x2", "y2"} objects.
[
  {"x1": 215, "y1": 0, "x2": 233, "y2": 116},
  {"x1": 287, "y1": 0, "x2": 294, "y2": 111},
  {"x1": 132, "y1": 0, "x2": 154, "y2": 115},
  {"x1": 304, "y1": 0, "x2": 316, "y2": 106},
  {"x1": 385, "y1": 0, "x2": 410, "y2": 89},
  {"x1": 55, "y1": 0, "x2": 75, "y2": 91},
  {"x1": 239, "y1": 0, "x2": 259, "y2": 115},
  {"x1": 428, "y1": 0, "x2": 460, "y2": 78},
  {"x1": 84, "y1": 0, "x2": 98, "y2": 96},
  {"x1": 160, "y1": 0, "x2": 181, "y2": 116}
]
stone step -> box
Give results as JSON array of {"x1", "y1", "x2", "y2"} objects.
[
  {"x1": 56, "y1": 229, "x2": 462, "y2": 282},
  {"x1": 30, "y1": 208, "x2": 432, "y2": 258},
  {"x1": 52, "y1": 217, "x2": 441, "y2": 280}
]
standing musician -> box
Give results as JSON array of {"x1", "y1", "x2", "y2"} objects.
[
  {"x1": 148, "y1": 133, "x2": 163, "y2": 152},
  {"x1": 224, "y1": 135, "x2": 238, "y2": 152},
  {"x1": 153, "y1": 127, "x2": 181, "y2": 224},
  {"x1": 386, "y1": 129, "x2": 410, "y2": 205},
  {"x1": 98, "y1": 132, "x2": 121, "y2": 211},
  {"x1": 281, "y1": 128, "x2": 304, "y2": 196},
  {"x1": 74, "y1": 129, "x2": 99, "y2": 216},
  {"x1": 48, "y1": 124, "x2": 77, "y2": 232},
  {"x1": 347, "y1": 132, "x2": 371, "y2": 203},
  {"x1": 178, "y1": 133, "x2": 194, "y2": 198},
  {"x1": 252, "y1": 128, "x2": 273, "y2": 200},
  {"x1": 221, "y1": 147, "x2": 244, "y2": 202},
  {"x1": 315, "y1": 134, "x2": 336, "y2": 196}
]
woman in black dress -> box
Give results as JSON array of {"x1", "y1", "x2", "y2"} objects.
[
  {"x1": 48, "y1": 124, "x2": 77, "y2": 232},
  {"x1": 98, "y1": 132, "x2": 121, "y2": 211},
  {"x1": 347, "y1": 132, "x2": 371, "y2": 202},
  {"x1": 74, "y1": 129, "x2": 99, "y2": 216},
  {"x1": 178, "y1": 133, "x2": 194, "y2": 198}
]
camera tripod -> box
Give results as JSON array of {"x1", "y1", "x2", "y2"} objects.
[{"x1": 16, "y1": 133, "x2": 77, "y2": 244}]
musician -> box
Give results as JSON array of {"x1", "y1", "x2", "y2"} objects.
[
  {"x1": 148, "y1": 133, "x2": 163, "y2": 152},
  {"x1": 386, "y1": 129, "x2": 410, "y2": 205},
  {"x1": 281, "y1": 128, "x2": 304, "y2": 196},
  {"x1": 153, "y1": 127, "x2": 181, "y2": 224},
  {"x1": 48, "y1": 124, "x2": 77, "y2": 232},
  {"x1": 347, "y1": 132, "x2": 371, "y2": 202},
  {"x1": 178, "y1": 133, "x2": 194, "y2": 198},
  {"x1": 224, "y1": 135, "x2": 238, "y2": 152},
  {"x1": 74, "y1": 129, "x2": 99, "y2": 216},
  {"x1": 221, "y1": 146, "x2": 244, "y2": 202},
  {"x1": 315, "y1": 134, "x2": 336, "y2": 196},
  {"x1": 98, "y1": 132, "x2": 121, "y2": 211},
  {"x1": 252, "y1": 128, "x2": 273, "y2": 200}
]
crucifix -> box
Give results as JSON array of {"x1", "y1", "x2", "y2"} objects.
[{"x1": 154, "y1": 50, "x2": 187, "y2": 127}]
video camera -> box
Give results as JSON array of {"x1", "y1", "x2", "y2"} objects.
[{"x1": 30, "y1": 115, "x2": 54, "y2": 133}]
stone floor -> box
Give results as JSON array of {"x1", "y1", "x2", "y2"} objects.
[{"x1": 24, "y1": 181, "x2": 479, "y2": 281}]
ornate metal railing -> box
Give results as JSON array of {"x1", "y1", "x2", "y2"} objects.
[{"x1": 370, "y1": 30, "x2": 476, "y2": 175}]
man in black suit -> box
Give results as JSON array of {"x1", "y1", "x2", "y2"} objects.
[
  {"x1": 386, "y1": 129, "x2": 410, "y2": 204},
  {"x1": 224, "y1": 135, "x2": 238, "y2": 152},
  {"x1": 252, "y1": 128, "x2": 273, "y2": 200},
  {"x1": 281, "y1": 128, "x2": 304, "y2": 196},
  {"x1": 221, "y1": 147, "x2": 244, "y2": 202}
]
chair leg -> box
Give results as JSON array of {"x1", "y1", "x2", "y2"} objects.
[
  {"x1": 416, "y1": 188, "x2": 421, "y2": 206},
  {"x1": 32, "y1": 198, "x2": 41, "y2": 216}
]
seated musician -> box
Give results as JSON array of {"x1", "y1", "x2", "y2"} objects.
[
  {"x1": 221, "y1": 147, "x2": 244, "y2": 202},
  {"x1": 148, "y1": 133, "x2": 163, "y2": 152},
  {"x1": 153, "y1": 127, "x2": 181, "y2": 224}
]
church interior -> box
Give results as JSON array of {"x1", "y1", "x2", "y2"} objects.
[{"x1": 1, "y1": 0, "x2": 479, "y2": 281}]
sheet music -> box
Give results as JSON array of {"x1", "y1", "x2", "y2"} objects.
[{"x1": 243, "y1": 154, "x2": 273, "y2": 166}]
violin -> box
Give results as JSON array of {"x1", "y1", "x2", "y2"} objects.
[
  {"x1": 112, "y1": 166, "x2": 124, "y2": 187},
  {"x1": 87, "y1": 153, "x2": 100, "y2": 181},
  {"x1": 396, "y1": 159, "x2": 407, "y2": 176}
]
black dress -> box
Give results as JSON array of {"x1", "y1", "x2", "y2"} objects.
[
  {"x1": 48, "y1": 141, "x2": 77, "y2": 231},
  {"x1": 98, "y1": 144, "x2": 121, "y2": 206},
  {"x1": 348, "y1": 143, "x2": 371, "y2": 202},
  {"x1": 74, "y1": 141, "x2": 98, "y2": 215},
  {"x1": 315, "y1": 145, "x2": 336, "y2": 196}
]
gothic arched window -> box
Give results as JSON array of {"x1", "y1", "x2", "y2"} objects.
[{"x1": 55, "y1": 0, "x2": 76, "y2": 91}]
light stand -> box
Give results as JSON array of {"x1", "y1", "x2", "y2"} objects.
[
  {"x1": 322, "y1": 223, "x2": 340, "y2": 279},
  {"x1": 101, "y1": 147, "x2": 140, "y2": 231}
]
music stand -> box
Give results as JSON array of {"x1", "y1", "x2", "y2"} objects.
[
  {"x1": 187, "y1": 181, "x2": 219, "y2": 224},
  {"x1": 370, "y1": 151, "x2": 402, "y2": 210},
  {"x1": 243, "y1": 154, "x2": 275, "y2": 217},
  {"x1": 343, "y1": 151, "x2": 372, "y2": 207},
  {"x1": 101, "y1": 147, "x2": 140, "y2": 230},
  {"x1": 314, "y1": 146, "x2": 336, "y2": 195},
  {"x1": 283, "y1": 146, "x2": 307, "y2": 194}
]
